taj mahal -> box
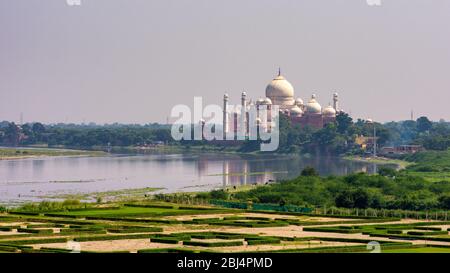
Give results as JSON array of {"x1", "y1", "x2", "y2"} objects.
[{"x1": 221, "y1": 69, "x2": 341, "y2": 136}]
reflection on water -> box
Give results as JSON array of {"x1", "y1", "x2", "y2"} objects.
[{"x1": 0, "y1": 152, "x2": 389, "y2": 205}]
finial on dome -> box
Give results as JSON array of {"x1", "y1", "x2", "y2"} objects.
[{"x1": 311, "y1": 94, "x2": 316, "y2": 99}]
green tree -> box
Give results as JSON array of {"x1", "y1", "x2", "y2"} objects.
[
  {"x1": 336, "y1": 112, "x2": 353, "y2": 134},
  {"x1": 416, "y1": 116, "x2": 432, "y2": 133},
  {"x1": 301, "y1": 166, "x2": 319, "y2": 177}
]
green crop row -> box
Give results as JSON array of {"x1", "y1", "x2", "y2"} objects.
[
  {"x1": 406, "y1": 230, "x2": 448, "y2": 236},
  {"x1": 414, "y1": 226, "x2": 443, "y2": 231},
  {"x1": 137, "y1": 248, "x2": 198, "y2": 253},
  {"x1": 9, "y1": 211, "x2": 41, "y2": 216},
  {"x1": 107, "y1": 227, "x2": 163, "y2": 233},
  {"x1": 246, "y1": 237, "x2": 281, "y2": 245},
  {"x1": 1, "y1": 237, "x2": 68, "y2": 245},
  {"x1": 0, "y1": 245, "x2": 19, "y2": 252},
  {"x1": 59, "y1": 229, "x2": 107, "y2": 235},
  {"x1": 124, "y1": 204, "x2": 175, "y2": 209},
  {"x1": 369, "y1": 233, "x2": 450, "y2": 242},
  {"x1": 150, "y1": 237, "x2": 181, "y2": 244},
  {"x1": 183, "y1": 240, "x2": 243, "y2": 247},
  {"x1": 210, "y1": 220, "x2": 289, "y2": 228},
  {"x1": 26, "y1": 224, "x2": 57, "y2": 228},
  {"x1": 302, "y1": 227, "x2": 362, "y2": 234},
  {"x1": 73, "y1": 233, "x2": 154, "y2": 242},
  {"x1": 17, "y1": 228, "x2": 54, "y2": 234},
  {"x1": 0, "y1": 226, "x2": 21, "y2": 231}
]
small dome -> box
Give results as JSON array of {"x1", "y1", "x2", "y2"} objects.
[
  {"x1": 323, "y1": 105, "x2": 336, "y2": 117},
  {"x1": 295, "y1": 98, "x2": 304, "y2": 106},
  {"x1": 306, "y1": 94, "x2": 322, "y2": 114},
  {"x1": 256, "y1": 98, "x2": 264, "y2": 105},
  {"x1": 290, "y1": 105, "x2": 303, "y2": 117},
  {"x1": 265, "y1": 74, "x2": 294, "y2": 99},
  {"x1": 264, "y1": 97, "x2": 272, "y2": 105},
  {"x1": 224, "y1": 93, "x2": 229, "y2": 99}
]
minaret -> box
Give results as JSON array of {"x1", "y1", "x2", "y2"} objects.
[
  {"x1": 223, "y1": 93, "x2": 229, "y2": 139},
  {"x1": 333, "y1": 93, "x2": 339, "y2": 112},
  {"x1": 241, "y1": 91, "x2": 247, "y2": 136}
]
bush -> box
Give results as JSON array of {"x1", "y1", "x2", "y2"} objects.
[
  {"x1": 210, "y1": 190, "x2": 229, "y2": 200},
  {"x1": 378, "y1": 167, "x2": 397, "y2": 177},
  {"x1": 62, "y1": 199, "x2": 81, "y2": 206}
]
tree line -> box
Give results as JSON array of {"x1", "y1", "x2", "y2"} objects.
[
  {"x1": 196, "y1": 166, "x2": 450, "y2": 211},
  {"x1": 1, "y1": 114, "x2": 449, "y2": 153},
  {"x1": 0, "y1": 122, "x2": 173, "y2": 148}
]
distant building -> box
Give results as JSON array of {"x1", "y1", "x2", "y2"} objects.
[
  {"x1": 222, "y1": 70, "x2": 342, "y2": 135},
  {"x1": 355, "y1": 135, "x2": 378, "y2": 151},
  {"x1": 380, "y1": 145, "x2": 424, "y2": 155}
]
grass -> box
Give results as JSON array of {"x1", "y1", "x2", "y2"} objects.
[
  {"x1": 37, "y1": 187, "x2": 166, "y2": 202},
  {"x1": 405, "y1": 171, "x2": 450, "y2": 183},
  {"x1": 3, "y1": 200, "x2": 450, "y2": 253},
  {"x1": 0, "y1": 147, "x2": 106, "y2": 160},
  {"x1": 343, "y1": 155, "x2": 412, "y2": 169},
  {"x1": 381, "y1": 247, "x2": 450, "y2": 253},
  {"x1": 51, "y1": 206, "x2": 224, "y2": 218},
  {"x1": 207, "y1": 171, "x2": 288, "y2": 177}
]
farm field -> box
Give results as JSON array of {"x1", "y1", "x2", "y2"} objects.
[{"x1": 1, "y1": 202, "x2": 450, "y2": 253}]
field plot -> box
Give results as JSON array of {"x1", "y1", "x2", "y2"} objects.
[{"x1": 1, "y1": 203, "x2": 450, "y2": 253}]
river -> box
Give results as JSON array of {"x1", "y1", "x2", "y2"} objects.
[{"x1": 0, "y1": 152, "x2": 390, "y2": 205}]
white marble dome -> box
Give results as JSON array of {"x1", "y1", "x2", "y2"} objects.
[
  {"x1": 295, "y1": 98, "x2": 304, "y2": 106},
  {"x1": 290, "y1": 105, "x2": 303, "y2": 117},
  {"x1": 265, "y1": 73, "x2": 295, "y2": 107},
  {"x1": 323, "y1": 104, "x2": 336, "y2": 117},
  {"x1": 306, "y1": 94, "x2": 322, "y2": 114}
]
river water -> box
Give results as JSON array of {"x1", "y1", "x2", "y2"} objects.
[{"x1": 0, "y1": 152, "x2": 386, "y2": 205}]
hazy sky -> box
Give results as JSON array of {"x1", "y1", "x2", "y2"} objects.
[{"x1": 1, "y1": 0, "x2": 449, "y2": 124}]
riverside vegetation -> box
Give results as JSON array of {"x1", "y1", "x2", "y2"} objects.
[{"x1": 1, "y1": 114, "x2": 449, "y2": 155}]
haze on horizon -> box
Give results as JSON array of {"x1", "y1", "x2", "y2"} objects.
[{"x1": 0, "y1": 0, "x2": 449, "y2": 125}]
